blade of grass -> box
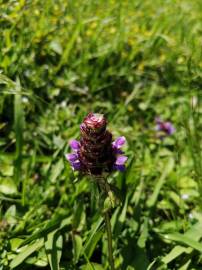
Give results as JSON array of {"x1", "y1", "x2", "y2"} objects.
[
  {"x1": 55, "y1": 23, "x2": 81, "y2": 73},
  {"x1": 14, "y1": 79, "x2": 24, "y2": 190},
  {"x1": 146, "y1": 157, "x2": 174, "y2": 208},
  {"x1": 161, "y1": 232, "x2": 202, "y2": 253},
  {"x1": 45, "y1": 230, "x2": 63, "y2": 270}
]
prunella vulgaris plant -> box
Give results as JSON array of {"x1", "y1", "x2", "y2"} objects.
[{"x1": 65, "y1": 113, "x2": 127, "y2": 270}]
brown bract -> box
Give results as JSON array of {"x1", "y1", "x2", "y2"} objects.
[
  {"x1": 79, "y1": 113, "x2": 115, "y2": 175},
  {"x1": 83, "y1": 113, "x2": 107, "y2": 132}
]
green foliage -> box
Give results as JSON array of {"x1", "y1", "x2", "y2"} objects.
[{"x1": 0, "y1": 0, "x2": 202, "y2": 269}]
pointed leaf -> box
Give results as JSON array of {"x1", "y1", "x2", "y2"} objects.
[
  {"x1": 10, "y1": 239, "x2": 44, "y2": 268},
  {"x1": 45, "y1": 231, "x2": 63, "y2": 270}
]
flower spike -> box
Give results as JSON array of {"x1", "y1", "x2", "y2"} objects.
[{"x1": 65, "y1": 113, "x2": 127, "y2": 174}]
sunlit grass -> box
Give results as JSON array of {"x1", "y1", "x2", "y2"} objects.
[{"x1": 0, "y1": 0, "x2": 202, "y2": 269}]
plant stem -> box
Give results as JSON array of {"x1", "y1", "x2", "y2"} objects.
[
  {"x1": 95, "y1": 177, "x2": 115, "y2": 269},
  {"x1": 104, "y1": 210, "x2": 115, "y2": 270}
]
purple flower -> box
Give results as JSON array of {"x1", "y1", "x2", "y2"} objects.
[
  {"x1": 115, "y1": 155, "x2": 128, "y2": 165},
  {"x1": 112, "y1": 137, "x2": 127, "y2": 171},
  {"x1": 69, "y1": 140, "x2": 80, "y2": 151},
  {"x1": 71, "y1": 161, "x2": 81, "y2": 170},
  {"x1": 112, "y1": 136, "x2": 126, "y2": 149},
  {"x1": 65, "y1": 153, "x2": 81, "y2": 171},
  {"x1": 113, "y1": 155, "x2": 128, "y2": 171},
  {"x1": 65, "y1": 153, "x2": 78, "y2": 162},
  {"x1": 112, "y1": 136, "x2": 126, "y2": 155},
  {"x1": 65, "y1": 113, "x2": 127, "y2": 174},
  {"x1": 155, "y1": 117, "x2": 175, "y2": 136}
]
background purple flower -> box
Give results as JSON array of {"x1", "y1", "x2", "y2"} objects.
[{"x1": 155, "y1": 117, "x2": 175, "y2": 136}]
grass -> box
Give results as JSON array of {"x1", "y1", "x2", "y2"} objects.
[{"x1": 0, "y1": 0, "x2": 202, "y2": 269}]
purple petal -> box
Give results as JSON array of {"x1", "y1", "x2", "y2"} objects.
[
  {"x1": 113, "y1": 164, "x2": 125, "y2": 171},
  {"x1": 115, "y1": 155, "x2": 128, "y2": 165},
  {"x1": 71, "y1": 161, "x2": 81, "y2": 170},
  {"x1": 155, "y1": 117, "x2": 175, "y2": 136},
  {"x1": 156, "y1": 122, "x2": 175, "y2": 135},
  {"x1": 69, "y1": 140, "x2": 80, "y2": 151},
  {"x1": 112, "y1": 136, "x2": 126, "y2": 149},
  {"x1": 65, "y1": 153, "x2": 78, "y2": 162},
  {"x1": 164, "y1": 122, "x2": 175, "y2": 135}
]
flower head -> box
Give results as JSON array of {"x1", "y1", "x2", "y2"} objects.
[
  {"x1": 65, "y1": 113, "x2": 127, "y2": 175},
  {"x1": 155, "y1": 117, "x2": 175, "y2": 136}
]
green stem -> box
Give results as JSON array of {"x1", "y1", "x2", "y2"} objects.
[
  {"x1": 95, "y1": 176, "x2": 115, "y2": 269},
  {"x1": 104, "y1": 210, "x2": 115, "y2": 270}
]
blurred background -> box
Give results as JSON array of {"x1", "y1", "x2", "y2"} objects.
[{"x1": 0, "y1": 0, "x2": 202, "y2": 269}]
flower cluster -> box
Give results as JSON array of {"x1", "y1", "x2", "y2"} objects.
[
  {"x1": 155, "y1": 117, "x2": 175, "y2": 136},
  {"x1": 65, "y1": 113, "x2": 127, "y2": 175}
]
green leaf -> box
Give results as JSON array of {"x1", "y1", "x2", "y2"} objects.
[
  {"x1": 10, "y1": 238, "x2": 24, "y2": 251},
  {"x1": 10, "y1": 239, "x2": 44, "y2": 269},
  {"x1": 10, "y1": 217, "x2": 71, "y2": 269},
  {"x1": 50, "y1": 159, "x2": 64, "y2": 183},
  {"x1": 162, "y1": 245, "x2": 191, "y2": 264},
  {"x1": 0, "y1": 178, "x2": 17, "y2": 195},
  {"x1": 83, "y1": 217, "x2": 103, "y2": 249},
  {"x1": 14, "y1": 79, "x2": 24, "y2": 185},
  {"x1": 118, "y1": 193, "x2": 129, "y2": 223},
  {"x1": 137, "y1": 217, "x2": 149, "y2": 249},
  {"x1": 73, "y1": 200, "x2": 85, "y2": 230},
  {"x1": 49, "y1": 40, "x2": 63, "y2": 55},
  {"x1": 178, "y1": 259, "x2": 191, "y2": 270},
  {"x1": 161, "y1": 216, "x2": 202, "y2": 264},
  {"x1": 161, "y1": 232, "x2": 202, "y2": 253},
  {"x1": 83, "y1": 217, "x2": 103, "y2": 259},
  {"x1": 147, "y1": 157, "x2": 174, "y2": 208},
  {"x1": 25, "y1": 248, "x2": 48, "y2": 267},
  {"x1": 84, "y1": 230, "x2": 103, "y2": 259},
  {"x1": 45, "y1": 231, "x2": 63, "y2": 270},
  {"x1": 21, "y1": 216, "x2": 71, "y2": 246},
  {"x1": 0, "y1": 161, "x2": 13, "y2": 176},
  {"x1": 81, "y1": 263, "x2": 104, "y2": 270},
  {"x1": 72, "y1": 234, "x2": 83, "y2": 263},
  {"x1": 146, "y1": 259, "x2": 158, "y2": 270},
  {"x1": 56, "y1": 24, "x2": 81, "y2": 72},
  {"x1": 5, "y1": 204, "x2": 16, "y2": 225}
]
